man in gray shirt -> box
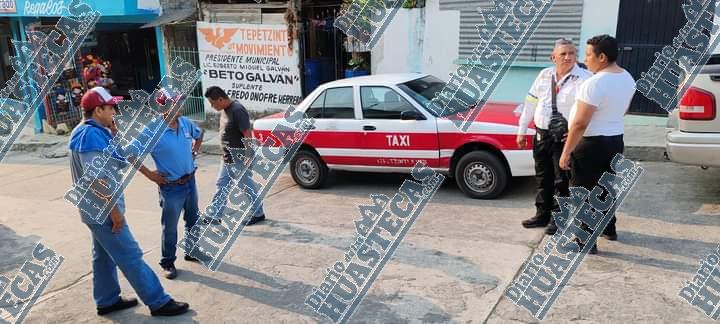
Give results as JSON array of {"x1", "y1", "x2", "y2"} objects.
[{"x1": 204, "y1": 86, "x2": 266, "y2": 225}]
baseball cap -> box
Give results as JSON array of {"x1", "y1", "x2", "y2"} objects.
[
  {"x1": 156, "y1": 87, "x2": 186, "y2": 106},
  {"x1": 80, "y1": 86, "x2": 122, "y2": 112}
]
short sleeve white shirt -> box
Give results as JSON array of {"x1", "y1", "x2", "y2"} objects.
[{"x1": 569, "y1": 70, "x2": 636, "y2": 136}]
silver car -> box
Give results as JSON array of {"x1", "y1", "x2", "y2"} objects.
[{"x1": 666, "y1": 54, "x2": 720, "y2": 167}]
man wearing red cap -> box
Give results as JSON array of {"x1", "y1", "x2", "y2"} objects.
[
  {"x1": 135, "y1": 88, "x2": 204, "y2": 279},
  {"x1": 68, "y1": 86, "x2": 190, "y2": 316}
]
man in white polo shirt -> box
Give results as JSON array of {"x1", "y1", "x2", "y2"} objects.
[
  {"x1": 518, "y1": 38, "x2": 592, "y2": 235},
  {"x1": 560, "y1": 34, "x2": 637, "y2": 254}
]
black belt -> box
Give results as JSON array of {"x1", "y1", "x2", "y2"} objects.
[
  {"x1": 165, "y1": 170, "x2": 196, "y2": 185},
  {"x1": 582, "y1": 134, "x2": 624, "y2": 144}
]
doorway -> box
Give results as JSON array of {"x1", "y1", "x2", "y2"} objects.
[
  {"x1": 0, "y1": 19, "x2": 13, "y2": 87},
  {"x1": 615, "y1": 0, "x2": 690, "y2": 115},
  {"x1": 90, "y1": 25, "x2": 162, "y2": 96},
  {"x1": 299, "y1": 0, "x2": 370, "y2": 96}
]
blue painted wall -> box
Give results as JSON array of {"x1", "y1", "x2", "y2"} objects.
[
  {"x1": 453, "y1": 60, "x2": 551, "y2": 104},
  {"x1": 0, "y1": 0, "x2": 159, "y2": 17}
]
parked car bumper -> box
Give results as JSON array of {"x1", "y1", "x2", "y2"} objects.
[{"x1": 666, "y1": 130, "x2": 720, "y2": 167}]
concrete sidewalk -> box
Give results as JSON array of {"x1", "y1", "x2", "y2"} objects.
[{"x1": 11, "y1": 114, "x2": 670, "y2": 161}]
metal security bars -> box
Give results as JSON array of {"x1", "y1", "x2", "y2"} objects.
[{"x1": 168, "y1": 47, "x2": 206, "y2": 121}]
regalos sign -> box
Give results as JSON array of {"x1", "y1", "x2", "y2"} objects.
[
  {"x1": 196, "y1": 21, "x2": 302, "y2": 113},
  {"x1": 24, "y1": 0, "x2": 66, "y2": 16},
  {"x1": 0, "y1": 0, "x2": 16, "y2": 13}
]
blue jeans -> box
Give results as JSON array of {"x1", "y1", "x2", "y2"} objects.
[
  {"x1": 211, "y1": 161, "x2": 265, "y2": 220},
  {"x1": 158, "y1": 175, "x2": 200, "y2": 267},
  {"x1": 85, "y1": 220, "x2": 171, "y2": 310}
]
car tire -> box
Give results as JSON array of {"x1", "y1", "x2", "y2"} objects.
[
  {"x1": 290, "y1": 150, "x2": 329, "y2": 189},
  {"x1": 454, "y1": 151, "x2": 508, "y2": 199}
]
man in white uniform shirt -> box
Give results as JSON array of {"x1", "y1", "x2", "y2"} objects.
[
  {"x1": 560, "y1": 34, "x2": 636, "y2": 254},
  {"x1": 518, "y1": 39, "x2": 592, "y2": 235}
]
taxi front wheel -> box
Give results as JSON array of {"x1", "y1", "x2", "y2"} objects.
[
  {"x1": 291, "y1": 150, "x2": 329, "y2": 189},
  {"x1": 454, "y1": 151, "x2": 508, "y2": 199}
]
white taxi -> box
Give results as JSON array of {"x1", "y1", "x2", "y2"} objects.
[{"x1": 253, "y1": 73, "x2": 535, "y2": 199}]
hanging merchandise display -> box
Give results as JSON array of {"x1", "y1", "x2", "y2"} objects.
[
  {"x1": 81, "y1": 54, "x2": 112, "y2": 89},
  {"x1": 44, "y1": 53, "x2": 114, "y2": 131},
  {"x1": 46, "y1": 57, "x2": 86, "y2": 130}
]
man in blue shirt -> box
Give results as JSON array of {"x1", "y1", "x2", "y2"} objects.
[
  {"x1": 138, "y1": 90, "x2": 204, "y2": 279},
  {"x1": 69, "y1": 87, "x2": 190, "y2": 316}
]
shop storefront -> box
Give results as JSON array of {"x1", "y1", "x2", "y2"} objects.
[{"x1": 0, "y1": 0, "x2": 164, "y2": 133}]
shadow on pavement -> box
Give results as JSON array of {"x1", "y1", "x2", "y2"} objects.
[
  {"x1": 243, "y1": 221, "x2": 500, "y2": 289},
  {"x1": 0, "y1": 224, "x2": 41, "y2": 275},
  {"x1": 620, "y1": 164, "x2": 720, "y2": 227},
  {"x1": 0, "y1": 225, "x2": 41, "y2": 309},
  {"x1": 598, "y1": 251, "x2": 697, "y2": 274},
  {"x1": 294, "y1": 171, "x2": 536, "y2": 208},
  {"x1": 102, "y1": 309, "x2": 199, "y2": 324},
  {"x1": 587, "y1": 230, "x2": 717, "y2": 274},
  {"x1": 177, "y1": 262, "x2": 454, "y2": 323},
  {"x1": 617, "y1": 231, "x2": 718, "y2": 261}
]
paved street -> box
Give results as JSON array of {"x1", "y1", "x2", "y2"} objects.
[{"x1": 1, "y1": 151, "x2": 719, "y2": 323}]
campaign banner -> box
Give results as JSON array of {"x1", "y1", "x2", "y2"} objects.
[{"x1": 196, "y1": 22, "x2": 302, "y2": 113}]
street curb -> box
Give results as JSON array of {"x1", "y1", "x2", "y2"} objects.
[
  {"x1": 200, "y1": 143, "x2": 223, "y2": 156},
  {"x1": 624, "y1": 146, "x2": 667, "y2": 163},
  {"x1": 10, "y1": 142, "x2": 63, "y2": 152}
]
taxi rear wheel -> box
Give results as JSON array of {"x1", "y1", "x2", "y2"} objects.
[
  {"x1": 454, "y1": 151, "x2": 508, "y2": 199},
  {"x1": 291, "y1": 150, "x2": 328, "y2": 189}
]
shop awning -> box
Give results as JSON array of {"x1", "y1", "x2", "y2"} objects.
[{"x1": 140, "y1": 8, "x2": 196, "y2": 29}]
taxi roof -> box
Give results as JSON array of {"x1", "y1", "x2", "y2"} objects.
[{"x1": 319, "y1": 73, "x2": 429, "y2": 88}]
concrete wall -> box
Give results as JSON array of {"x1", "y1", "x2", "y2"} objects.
[
  {"x1": 371, "y1": 0, "x2": 460, "y2": 82},
  {"x1": 577, "y1": 0, "x2": 621, "y2": 59},
  {"x1": 372, "y1": 0, "x2": 623, "y2": 104}
]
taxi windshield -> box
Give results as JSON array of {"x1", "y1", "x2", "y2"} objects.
[{"x1": 397, "y1": 75, "x2": 447, "y2": 117}]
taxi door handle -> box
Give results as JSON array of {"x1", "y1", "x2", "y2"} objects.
[{"x1": 363, "y1": 125, "x2": 376, "y2": 131}]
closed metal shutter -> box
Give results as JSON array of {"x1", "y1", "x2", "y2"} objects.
[{"x1": 439, "y1": 0, "x2": 585, "y2": 62}]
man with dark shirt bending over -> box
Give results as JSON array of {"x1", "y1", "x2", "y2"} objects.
[{"x1": 203, "y1": 86, "x2": 266, "y2": 225}]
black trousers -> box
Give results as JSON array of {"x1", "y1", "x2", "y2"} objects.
[
  {"x1": 533, "y1": 129, "x2": 570, "y2": 222},
  {"x1": 570, "y1": 135, "x2": 624, "y2": 233}
]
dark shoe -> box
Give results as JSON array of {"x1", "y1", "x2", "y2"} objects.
[
  {"x1": 545, "y1": 222, "x2": 558, "y2": 235},
  {"x1": 589, "y1": 244, "x2": 598, "y2": 254},
  {"x1": 521, "y1": 216, "x2": 549, "y2": 229},
  {"x1": 601, "y1": 228, "x2": 618, "y2": 241},
  {"x1": 97, "y1": 297, "x2": 139, "y2": 315},
  {"x1": 162, "y1": 265, "x2": 177, "y2": 279},
  {"x1": 150, "y1": 299, "x2": 189, "y2": 317},
  {"x1": 574, "y1": 238, "x2": 599, "y2": 255},
  {"x1": 184, "y1": 254, "x2": 200, "y2": 262},
  {"x1": 246, "y1": 215, "x2": 266, "y2": 226}
]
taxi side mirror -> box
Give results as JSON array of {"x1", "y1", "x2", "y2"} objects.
[{"x1": 401, "y1": 110, "x2": 426, "y2": 120}]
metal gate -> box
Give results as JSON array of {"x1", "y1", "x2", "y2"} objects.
[
  {"x1": 298, "y1": 2, "x2": 356, "y2": 96},
  {"x1": 615, "y1": 0, "x2": 688, "y2": 115},
  {"x1": 168, "y1": 47, "x2": 206, "y2": 121}
]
